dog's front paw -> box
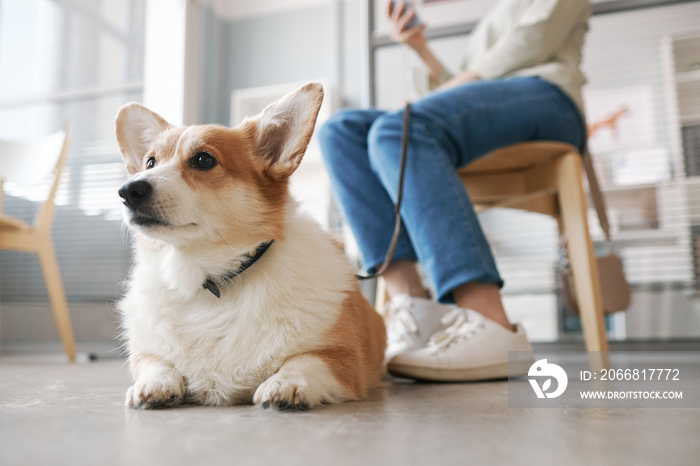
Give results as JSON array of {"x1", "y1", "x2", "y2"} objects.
[
  {"x1": 254, "y1": 376, "x2": 314, "y2": 411},
  {"x1": 125, "y1": 373, "x2": 185, "y2": 409}
]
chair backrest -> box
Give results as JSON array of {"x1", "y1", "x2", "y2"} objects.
[
  {"x1": 0, "y1": 128, "x2": 68, "y2": 184},
  {"x1": 0, "y1": 122, "x2": 71, "y2": 228}
]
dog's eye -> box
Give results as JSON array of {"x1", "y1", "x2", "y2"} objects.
[
  {"x1": 146, "y1": 156, "x2": 156, "y2": 170},
  {"x1": 192, "y1": 151, "x2": 217, "y2": 170}
]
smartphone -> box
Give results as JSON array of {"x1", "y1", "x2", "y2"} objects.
[{"x1": 389, "y1": 0, "x2": 421, "y2": 30}]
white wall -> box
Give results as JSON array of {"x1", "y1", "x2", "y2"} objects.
[{"x1": 212, "y1": 0, "x2": 335, "y2": 20}]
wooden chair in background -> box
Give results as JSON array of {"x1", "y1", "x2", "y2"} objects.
[{"x1": 0, "y1": 123, "x2": 76, "y2": 361}]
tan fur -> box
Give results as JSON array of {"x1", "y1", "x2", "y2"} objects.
[
  {"x1": 149, "y1": 127, "x2": 185, "y2": 165},
  {"x1": 246, "y1": 83, "x2": 324, "y2": 180},
  {"x1": 329, "y1": 237, "x2": 346, "y2": 253},
  {"x1": 174, "y1": 125, "x2": 288, "y2": 244},
  {"x1": 177, "y1": 127, "x2": 259, "y2": 191},
  {"x1": 115, "y1": 103, "x2": 172, "y2": 175},
  {"x1": 309, "y1": 287, "x2": 387, "y2": 399}
]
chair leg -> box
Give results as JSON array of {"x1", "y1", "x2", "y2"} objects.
[
  {"x1": 556, "y1": 153, "x2": 609, "y2": 364},
  {"x1": 38, "y1": 236, "x2": 76, "y2": 361}
]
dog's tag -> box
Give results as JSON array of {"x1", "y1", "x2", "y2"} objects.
[{"x1": 203, "y1": 279, "x2": 221, "y2": 298}]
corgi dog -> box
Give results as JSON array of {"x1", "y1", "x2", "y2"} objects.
[{"x1": 115, "y1": 83, "x2": 386, "y2": 410}]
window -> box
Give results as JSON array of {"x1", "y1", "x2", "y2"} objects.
[{"x1": 0, "y1": 0, "x2": 145, "y2": 313}]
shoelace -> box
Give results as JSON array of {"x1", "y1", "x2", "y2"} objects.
[
  {"x1": 426, "y1": 308, "x2": 485, "y2": 352},
  {"x1": 385, "y1": 296, "x2": 419, "y2": 344}
]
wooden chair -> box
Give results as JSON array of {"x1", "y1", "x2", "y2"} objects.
[
  {"x1": 376, "y1": 141, "x2": 608, "y2": 364},
  {"x1": 0, "y1": 123, "x2": 76, "y2": 361}
]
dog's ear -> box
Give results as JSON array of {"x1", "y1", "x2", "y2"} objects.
[
  {"x1": 247, "y1": 83, "x2": 324, "y2": 179},
  {"x1": 115, "y1": 103, "x2": 172, "y2": 176}
]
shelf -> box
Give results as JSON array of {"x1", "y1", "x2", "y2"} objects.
[
  {"x1": 676, "y1": 69, "x2": 700, "y2": 84},
  {"x1": 583, "y1": 181, "x2": 656, "y2": 195},
  {"x1": 681, "y1": 114, "x2": 700, "y2": 126},
  {"x1": 586, "y1": 177, "x2": 700, "y2": 194},
  {"x1": 593, "y1": 228, "x2": 683, "y2": 246},
  {"x1": 597, "y1": 182, "x2": 658, "y2": 193}
]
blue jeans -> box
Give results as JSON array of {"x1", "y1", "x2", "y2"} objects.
[{"x1": 318, "y1": 77, "x2": 585, "y2": 303}]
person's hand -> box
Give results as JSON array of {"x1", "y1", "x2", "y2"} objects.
[{"x1": 388, "y1": 1, "x2": 427, "y2": 52}]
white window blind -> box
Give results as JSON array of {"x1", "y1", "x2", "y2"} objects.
[{"x1": 0, "y1": 0, "x2": 145, "y2": 305}]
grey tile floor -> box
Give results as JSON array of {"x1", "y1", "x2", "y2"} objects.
[{"x1": 1, "y1": 351, "x2": 698, "y2": 466}]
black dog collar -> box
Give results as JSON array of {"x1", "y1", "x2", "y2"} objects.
[{"x1": 202, "y1": 240, "x2": 275, "y2": 298}]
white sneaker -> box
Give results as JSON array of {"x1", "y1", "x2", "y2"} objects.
[
  {"x1": 387, "y1": 308, "x2": 535, "y2": 381},
  {"x1": 384, "y1": 294, "x2": 452, "y2": 365}
]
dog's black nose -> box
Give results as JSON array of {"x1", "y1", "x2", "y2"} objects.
[{"x1": 118, "y1": 180, "x2": 153, "y2": 210}]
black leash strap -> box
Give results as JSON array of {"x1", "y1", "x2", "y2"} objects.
[{"x1": 356, "y1": 102, "x2": 411, "y2": 280}]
